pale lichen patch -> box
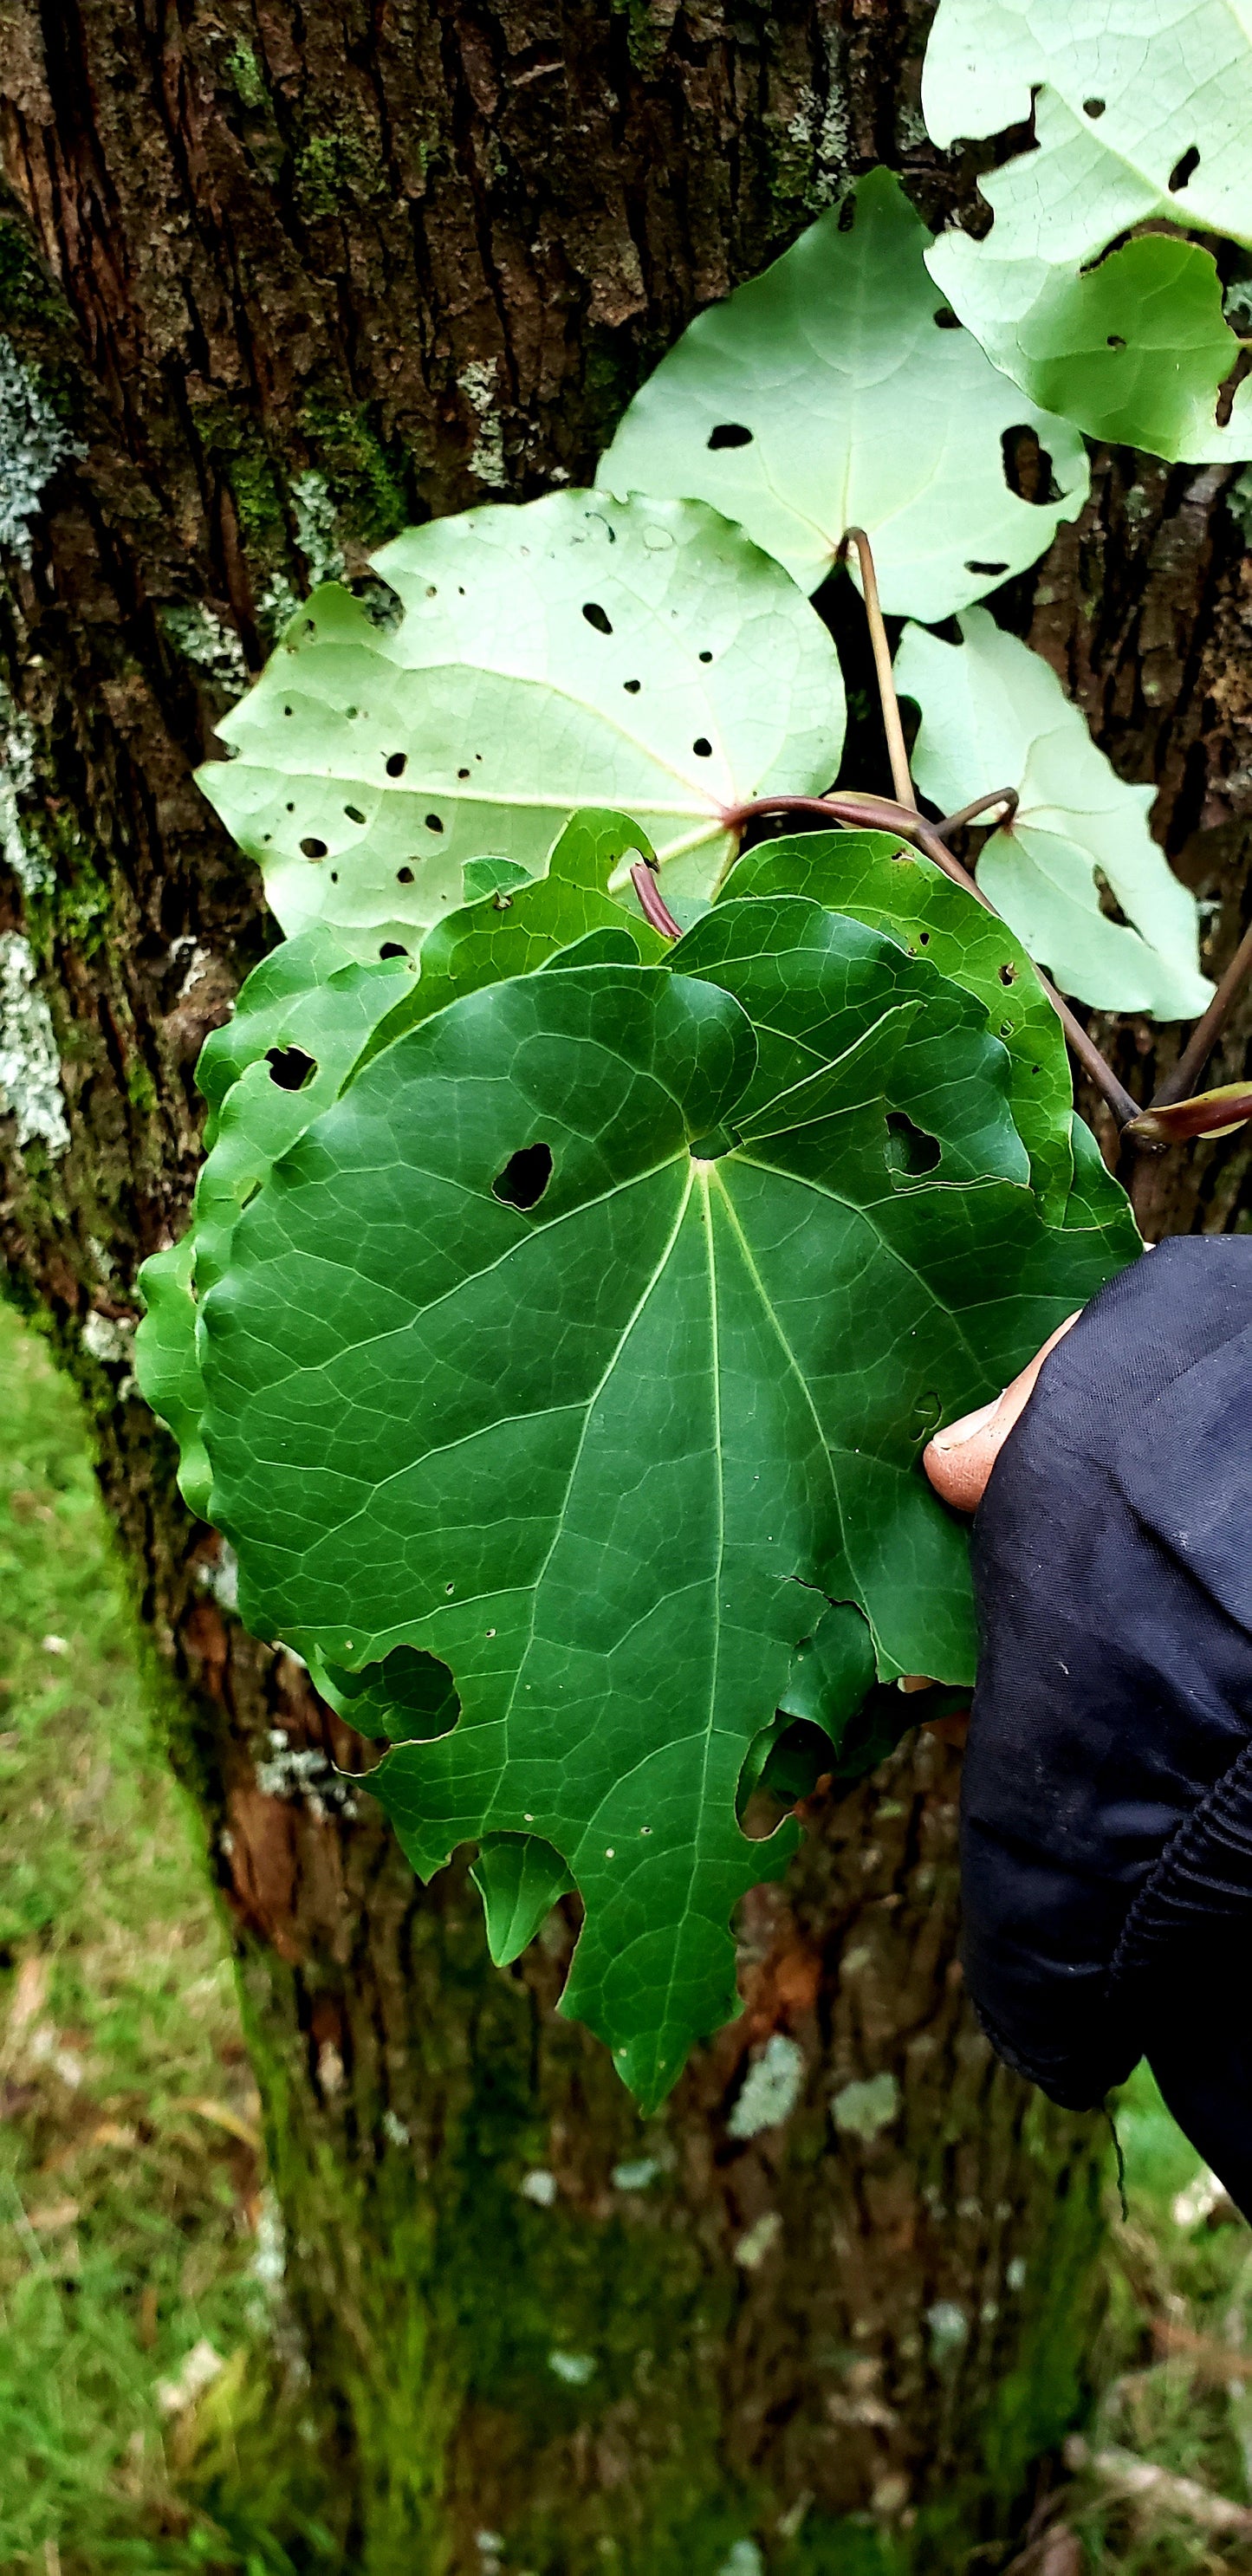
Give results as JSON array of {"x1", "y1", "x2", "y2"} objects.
[
  {"x1": 0, "y1": 335, "x2": 83, "y2": 563},
  {"x1": 0, "y1": 684, "x2": 50, "y2": 899},
  {"x1": 161, "y1": 602, "x2": 247, "y2": 690},
  {"x1": 457, "y1": 360, "x2": 507, "y2": 488},
  {"x1": 727, "y1": 2031, "x2": 805, "y2": 2138},
  {"x1": 0, "y1": 931, "x2": 69, "y2": 1154},
  {"x1": 290, "y1": 470, "x2": 345, "y2": 587},
  {"x1": 830, "y1": 2069, "x2": 901, "y2": 2141}
]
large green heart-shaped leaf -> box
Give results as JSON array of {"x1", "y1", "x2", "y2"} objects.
[
  {"x1": 196, "y1": 938, "x2": 1135, "y2": 2106},
  {"x1": 922, "y1": 4, "x2": 1252, "y2": 461},
  {"x1": 717, "y1": 828, "x2": 1078, "y2": 1218},
  {"x1": 198, "y1": 491, "x2": 845, "y2": 938},
  {"x1": 929, "y1": 222, "x2": 1252, "y2": 465},
  {"x1": 894, "y1": 612, "x2": 1212, "y2": 1019},
  {"x1": 595, "y1": 169, "x2": 1087, "y2": 622}
]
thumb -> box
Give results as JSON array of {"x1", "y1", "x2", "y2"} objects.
[{"x1": 923, "y1": 1312, "x2": 1082, "y2": 1514}]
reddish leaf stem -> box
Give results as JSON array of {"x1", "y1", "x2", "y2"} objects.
[
  {"x1": 931, "y1": 787, "x2": 1021, "y2": 840},
  {"x1": 1148, "y1": 918, "x2": 1252, "y2": 1111},
  {"x1": 630, "y1": 860, "x2": 684, "y2": 942}
]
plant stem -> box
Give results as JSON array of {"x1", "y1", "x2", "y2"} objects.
[
  {"x1": 1147, "y1": 918, "x2": 1252, "y2": 1109},
  {"x1": 839, "y1": 529, "x2": 917, "y2": 812},
  {"x1": 629, "y1": 860, "x2": 684, "y2": 941},
  {"x1": 931, "y1": 788, "x2": 1021, "y2": 841}
]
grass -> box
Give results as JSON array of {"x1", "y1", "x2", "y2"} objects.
[
  {"x1": 0, "y1": 1299, "x2": 335, "y2": 2573},
  {"x1": 0, "y1": 1295, "x2": 1249, "y2": 2573}
]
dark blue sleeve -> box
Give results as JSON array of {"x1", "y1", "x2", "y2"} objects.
[{"x1": 961, "y1": 1236, "x2": 1252, "y2": 2209}]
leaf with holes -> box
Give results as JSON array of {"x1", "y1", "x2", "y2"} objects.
[
  {"x1": 595, "y1": 169, "x2": 1087, "y2": 621},
  {"x1": 198, "y1": 490, "x2": 845, "y2": 934},
  {"x1": 136, "y1": 818, "x2": 665, "y2": 1483},
  {"x1": 922, "y1": 2, "x2": 1252, "y2": 461},
  {"x1": 923, "y1": 0, "x2": 1252, "y2": 256},
  {"x1": 929, "y1": 227, "x2": 1252, "y2": 464},
  {"x1": 355, "y1": 808, "x2": 670, "y2": 1068},
  {"x1": 894, "y1": 611, "x2": 1212, "y2": 1019},
  {"x1": 717, "y1": 827, "x2": 1079, "y2": 1220},
  {"x1": 194, "y1": 933, "x2": 1135, "y2": 2106},
  {"x1": 135, "y1": 931, "x2": 418, "y2": 1507}
]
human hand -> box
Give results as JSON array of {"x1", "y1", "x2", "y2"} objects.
[{"x1": 922, "y1": 1312, "x2": 1083, "y2": 1513}]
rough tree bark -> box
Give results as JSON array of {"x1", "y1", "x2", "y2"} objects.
[{"x1": 1, "y1": 5, "x2": 1249, "y2": 2570}]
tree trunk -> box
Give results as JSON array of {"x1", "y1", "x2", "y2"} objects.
[{"x1": 1, "y1": 4, "x2": 1249, "y2": 2568}]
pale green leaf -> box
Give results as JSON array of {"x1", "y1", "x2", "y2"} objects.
[
  {"x1": 923, "y1": 3, "x2": 1252, "y2": 460},
  {"x1": 595, "y1": 169, "x2": 1087, "y2": 622},
  {"x1": 470, "y1": 1834, "x2": 575, "y2": 1966},
  {"x1": 929, "y1": 230, "x2": 1252, "y2": 464},
  {"x1": 197, "y1": 939, "x2": 1134, "y2": 2106},
  {"x1": 923, "y1": 0, "x2": 1252, "y2": 256},
  {"x1": 894, "y1": 610, "x2": 1212, "y2": 1018},
  {"x1": 198, "y1": 491, "x2": 845, "y2": 934}
]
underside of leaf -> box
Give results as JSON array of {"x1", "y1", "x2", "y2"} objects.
[
  {"x1": 922, "y1": 3, "x2": 1252, "y2": 462},
  {"x1": 923, "y1": 1, "x2": 1252, "y2": 254},
  {"x1": 198, "y1": 490, "x2": 846, "y2": 942},
  {"x1": 894, "y1": 612, "x2": 1212, "y2": 1019},
  {"x1": 596, "y1": 168, "x2": 1087, "y2": 621}
]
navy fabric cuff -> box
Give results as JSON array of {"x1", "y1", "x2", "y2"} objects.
[{"x1": 961, "y1": 1237, "x2": 1252, "y2": 2206}]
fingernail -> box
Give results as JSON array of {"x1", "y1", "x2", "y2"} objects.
[{"x1": 928, "y1": 1395, "x2": 1002, "y2": 1454}]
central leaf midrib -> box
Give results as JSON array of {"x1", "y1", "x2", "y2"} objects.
[{"x1": 637, "y1": 1170, "x2": 728, "y2": 2082}]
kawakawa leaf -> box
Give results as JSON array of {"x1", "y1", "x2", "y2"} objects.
[
  {"x1": 354, "y1": 809, "x2": 669, "y2": 1067},
  {"x1": 923, "y1": 0, "x2": 1252, "y2": 258},
  {"x1": 737, "y1": 1602, "x2": 879, "y2": 1814},
  {"x1": 922, "y1": 3, "x2": 1252, "y2": 462},
  {"x1": 194, "y1": 928, "x2": 1136, "y2": 2106},
  {"x1": 894, "y1": 611, "x2": 1212, "y2": 1020},
  {"x1": 136, "y1": 931, "x2": 417, "y2": 1514},
  {"x1": 309, "y1": 1643, "x2": 460, "y2": 1743},
  {"x1": 135, "y1": 814, "x2": 664, "y2": 1502},
  {"x1": 717, "y1": 828, "x2": 1078, "y2": 1219},
  {"x1": 595, "y1": 168, "x2": 1088, "y2": 622},
  {"x1": 134, "y1": 1236, "x2": 212, "y2": 1518},
  {"x1": 930, "y1": 225, "x2": 1252, "y2": 465},
  {"x1": 198, "y1": 490, "x2": 846, "y2": 937}
]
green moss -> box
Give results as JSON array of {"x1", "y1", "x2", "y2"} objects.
[
  {"x1": 23, "y1": 809, "x2": 113, "y2": 965},
  {"x1": 125, "y1": 1057, "x2": 158, "y2": 1118},
  {"x1": 198, "y1": 406, "x2": 289, "y2": 555},
  {"x1": 610, "y1": 0, "x2": 673, "y2": 75},
  {"x1": 295, "y1": 127, "x2": 387, "y2": 222},
  {"x1": 300, "y1": 390, "x2": 409, "y2": 548},
  {"x1": 782, "y1": 2521, "x2": 906, "y2": 2575},
  {"x1": 224, "y1": 37, "x2": 268, "y2": 110},
  {"x1": 0, "y1": 221, "x2": 67, "y2": 341}
]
